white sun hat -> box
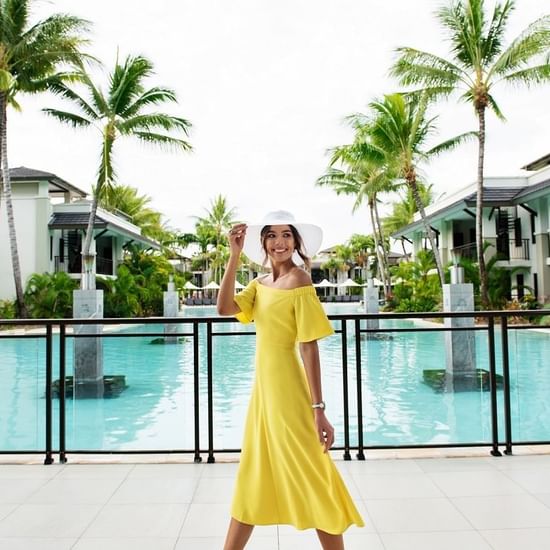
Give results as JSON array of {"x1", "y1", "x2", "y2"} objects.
[{"x1": 243, "y1": 210, "x2": 323, "y2": 267}]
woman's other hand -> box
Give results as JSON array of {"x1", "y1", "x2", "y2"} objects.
[
  {"x1": 228, "y1": 223, "x2": 247, "y2": 256},
  {"x1": 314, "y1": 410, "x2": 335, "y2": 453}
]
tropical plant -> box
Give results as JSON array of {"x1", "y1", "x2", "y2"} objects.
[
  {"x1": 43, "y1": 54, "x2": 192, "y2": 289},
  {"x1": 99, "y1": 265, "x2": 142, "y2": 318},
  {"x1": 348, "y1": 234, "x2": 375, "y2": 279},
  {"x1": 388, "y1": 250, "x2": 441, "y2": 312},
  {"x1": 0, "y1": 299, "x2": 16, "y2": 320},
  {"x1": 316, "y1": 147, "x2": 395, "y2": 295},
  {"x1": 24, "y1": 272, "x2": 78, "y2": 318},
  {"x1": 391, "y1": 0, "x2": 550, "y2": 307},
  {"x1": 194, "y1": 195, "x2": 238, "y2": 282},
  {"x1": 99, "y1": 184, "x2": 165, "y2": 239},
  {"x1": 353, "y1": 92, "x2": 474, "y2": 287},
  {"x1": 383, "y1": 182, "x2": 435, "y2": 254},
  {"x1": 0, "y1": 0, "x2": 90, "y2": 316}
]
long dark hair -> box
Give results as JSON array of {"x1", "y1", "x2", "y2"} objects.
[{"x1": 260, "y1": 224, "x2": 311, "y2": 270}]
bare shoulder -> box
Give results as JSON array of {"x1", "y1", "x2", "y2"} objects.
[{"x1": 288, "y1": 267, "x2": 312, "y2": 289}]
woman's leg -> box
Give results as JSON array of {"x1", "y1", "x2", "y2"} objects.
[
  {"x1": 316, "y1": 529, "x2": 345, "y2": 550},
  {"x1": 223, "y1": 517, "x2": 254, "y2": 550}
]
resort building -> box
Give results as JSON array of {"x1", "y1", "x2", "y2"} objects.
[
  {"x1": 393, "y1": 154, "x2": 550, "y2": 303},
  {"x1": 0, "y1": 167, "x2": 159, "y2": 301}
]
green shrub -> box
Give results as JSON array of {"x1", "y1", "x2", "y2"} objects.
[
  {"x1": 0, "y1": 299, "x2": 16, "y2": 320},
  {"x1": 24, "y1": 272, "x2": 78, "y2": 318}
]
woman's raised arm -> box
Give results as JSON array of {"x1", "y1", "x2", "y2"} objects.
[{"x1": 217, "y1": 223, "x2": 247, "y2": 316}]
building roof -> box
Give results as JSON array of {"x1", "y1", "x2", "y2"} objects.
[
  {"x1": 463, "y1": 186, "x2": 525, "y2": 207},
  {"x1": 521, "y1": 153, "x2": 550, "y2": 172},
  {"x1": 10, "y1": 166, "x2": 88, "y2": 198},
  {"x1": 392, "y1": 180, "x2": 550, "y2": 239},
  {"x1": 515, "y1": 178, "x2": 550, "y2": 201},
  {"x1": 49, "y1": 212, "x2": 160, "y2": 250}
]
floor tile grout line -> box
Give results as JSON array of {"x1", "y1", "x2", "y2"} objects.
[
  {"x1": 67, "y1": 462, "x2": 138, "y2": 549},
  {"x1": 173, "y1": 464, "x2": 206, "y2": 547}
]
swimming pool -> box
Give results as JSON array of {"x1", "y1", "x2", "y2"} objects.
[{"x1": 1, "y1": 305, "x2": 549, "y2": 452}]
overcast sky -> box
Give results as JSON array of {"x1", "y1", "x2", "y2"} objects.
[{"x1": 10, "y1": 0, "x2": 550, "y2": 248}]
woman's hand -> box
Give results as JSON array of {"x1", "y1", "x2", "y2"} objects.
[
  {"x1": 228, "y1": 223, "x2": 247, "y2": 257},
  {"x1": 314, "y1": 410, "x2": 335, "y2": 453}
]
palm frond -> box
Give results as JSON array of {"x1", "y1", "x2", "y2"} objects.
[
  {"x1": 499, "y1": 62, "x2": 550, "y2": 87},
  {"x1": 490, "y1": 14, "x2": 550, "y2": 78},
  {"x1": 482, "y1": 0, "x2": 514, "y2": 66},
  {"x1": 132, "y1": 131, "x2": 192, "y2": 151},
  {"x1": 426, "y1": 131, "x2": 477, "y2": 156},
  {"x1": 46, "y1": 76, "x2": 99, "y2": 119},
  {"x1": 117, "y1": 113, "x2": 191, "y2": 135},
  {"x1": 42, "y1": 108, "x2": 92, "y2": 128},
  {"x1": 120, "y1": 87, "x2": 178, "y2": 118},
  {"x1": 109, "y1": 55, "x2": 155, "y2": 115},
  {"x1": 486, "y1": 93, "x2": 506, "y2": 121},
  {"x1": 391, "y1": 47, "x2": 470, "y2": 89}
]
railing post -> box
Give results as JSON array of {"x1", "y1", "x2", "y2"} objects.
[
  {"x1": 44, "y1": 323, "x2": 54, "y2": 465},
  {"x1": 487, "y1": 316, "x2": 502, "y2": 457},
  {"x1": 193, "y1": 321, "x2": 202, "y2": 463},
  {"x1": 206, "y1": 321, "x2": 215, "y2": 463},
  {"x1": 59, "y1": 323, "x2": 67, "y2": 463},
  {"x1": 341, "y1": 319, "x2": 351, "y2": 460},
  {"x1": 354, "y1": 319, "x2": 365, "y2": 460},
  {"x1": 500, "y1": 314, "x2": 513, "y2": 455}
]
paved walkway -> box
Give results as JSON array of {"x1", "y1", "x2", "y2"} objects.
[{"x1": 1, "y1": 451, "x2": 550, "y2": 549}]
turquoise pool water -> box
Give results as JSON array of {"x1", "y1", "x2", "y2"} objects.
[{"x1": 1, "y1": 305, "x2": 550, "y2": 452}]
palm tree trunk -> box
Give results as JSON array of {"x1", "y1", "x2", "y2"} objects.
[
  {"x1": 373, "y1": 199, "x2": 391, "y2": 296},
  {"x1": 0, "y1": 93, "x2": 28, "y2": 318},
  {"x1": 368, "y1": 200, "x2": 387, "y2": 291},
  {"x1": 476, "y1": 106, "x2": 489, "y2": 309},
  {"x1": 409, "y1": 176, "x2": 445, "y2": 288},
  {"x1": 81, "y1": 196, "x2": 98, "y2": 290}
]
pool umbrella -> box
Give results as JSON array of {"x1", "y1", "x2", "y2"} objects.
[
  {"x1": 183, "y1": 280, "x2": 200, "y2": 297},
  {"x1": 184, "y1": 281, "x2": 200, "y2": 290},
  {"x1": 314, "y1": 278, "x2": 336, "y2": 296},
  {"x1": 204, "y1": 281, "x2": 220, "y2": 289},
  {"x1": 339, "y1": 278, "x2": 361, "y2": 296},
  {"x1": 235, "y1": 280, "x2": 246, "y2": 289},
  {"x1": 204, "y1": 280, "x2": 220, "y2": 299}
]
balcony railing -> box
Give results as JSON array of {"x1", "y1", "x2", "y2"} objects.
[
  {"x1": 2, "y1": 309, "x2": 550, "y2": 464},
  {"x1": 452, "y1": 238, "x2": 530, "y2": 262},
  {"x1": 55, "y1": 255, "x2": 114, "y2": 276}
]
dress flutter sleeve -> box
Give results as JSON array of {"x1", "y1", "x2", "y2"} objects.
[
  {"x1": 233, "y1": 280, "x2": 257, "y2": 324},
  {"x1": 294, "y1": 287, "x2": 335, "y2": 343}
]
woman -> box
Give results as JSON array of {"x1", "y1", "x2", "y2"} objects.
[{"x1": 217, "y1": 211, "x2": 364, "y2": 550}]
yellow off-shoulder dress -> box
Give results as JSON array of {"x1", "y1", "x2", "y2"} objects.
[{"x1": 231, "y1": 279, "x2": 364, "y2": 534}]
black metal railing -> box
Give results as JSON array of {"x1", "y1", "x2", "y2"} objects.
[
  {"x1": 452, "y1": 238, "x2": 530, "y2": 262},
  {"x1": 1, "y1": 309, "x2": 550, "y2": 464}
]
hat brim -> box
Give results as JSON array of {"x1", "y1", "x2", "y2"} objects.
[{"x1": 243, "y1": 222, "x2": 323, "y2": 267}]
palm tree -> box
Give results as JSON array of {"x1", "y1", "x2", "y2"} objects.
[
  {"x1": 357, "y1": 92, "x2": 475, "y2": 287},
  {"x1": 195, "y1": 195, "x2": 238, "y2": 282},
  {"x1": 383, "y1": 183, "x2": 435, "y2": 254},
  {"x1": 391, "y1": 0, "x2": 550, "y2": 307},
  {"x1": 348, "y1": 233, "x2": 375, "y2": 280},
  {"x1": 43, "y1": 54, "x2": 192, "y2": 289},
  {"x1": 317, "y1": 146, "x2": 395, "y2": 295},
  {"x1": 0, "y1": 0, "x2": 90, "y2": 316}
]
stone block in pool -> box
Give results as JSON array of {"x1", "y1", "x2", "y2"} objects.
[
  {"x1": 52, "y1": 375, "x2": 128, "y2": 398},
  {"x1": 423, "y1": 369, "x2": 504, "y2": 392}
]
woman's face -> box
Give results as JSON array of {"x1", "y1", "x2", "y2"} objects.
[{"x1": 263, "y1": 225, "x2": 295, "y2": 263}]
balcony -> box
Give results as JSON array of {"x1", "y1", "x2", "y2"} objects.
[
  {"x1": 451, "y1": 238, "x2": 530, "y2": 263},
  {"x1": 55, "y1": 255, "x2": 115, "y2": 276}
]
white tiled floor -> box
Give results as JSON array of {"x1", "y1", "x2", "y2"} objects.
[{"x1": 1, "y1": 451, "x2": 550, "y2": 549}]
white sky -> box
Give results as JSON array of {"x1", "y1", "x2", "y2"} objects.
[{"x1": 10, "y1": 0, "x2": 550, "y2": 248}]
